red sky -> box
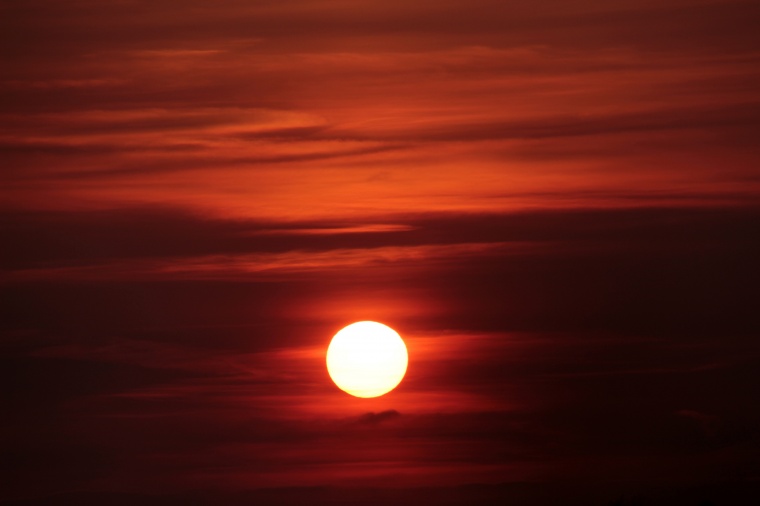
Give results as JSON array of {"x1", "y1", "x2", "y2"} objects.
[{"x1": 2, "y1": 1, "x2": 760, "y2": 504}]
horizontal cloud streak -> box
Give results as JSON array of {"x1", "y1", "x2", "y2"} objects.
[{"x1": 3, "y1": 205, "x2": 758, "y2": 268}]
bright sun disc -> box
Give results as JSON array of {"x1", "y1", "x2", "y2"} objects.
[{"x1": 326, "y1": 321, "x2": 408, "y2": 398}]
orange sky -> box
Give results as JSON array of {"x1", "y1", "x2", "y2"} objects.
[
  {"x1": 2, "y1": 1, "x2": 760, "y2": 504},
  {"x1": 3, "y1": 1, "x2": 759, "y2": 222}
]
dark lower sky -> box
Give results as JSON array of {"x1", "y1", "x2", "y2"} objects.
[{"x1": 2, "y1": 1, "x2": 760, "y2": 504}]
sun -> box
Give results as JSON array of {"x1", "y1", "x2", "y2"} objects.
[{"x1": 326, "y1": 321, "x2": 408, "y2": 398}]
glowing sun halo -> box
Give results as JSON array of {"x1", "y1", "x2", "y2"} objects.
[{"x1": 326, "y1": 321, "x2": 408, "y2": 398}]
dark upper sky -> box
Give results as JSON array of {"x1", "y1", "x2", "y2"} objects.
[{"x1": 2, "y1": 1, "x2": 760, "y2": 504}]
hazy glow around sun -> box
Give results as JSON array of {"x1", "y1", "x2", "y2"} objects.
[{"x1": 326, "y1": 321, "x2": 408, "y2": 398}]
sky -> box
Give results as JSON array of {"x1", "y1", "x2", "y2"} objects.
[{"x1": 1, "y1": 1, "x2": 760, "y2": 504}]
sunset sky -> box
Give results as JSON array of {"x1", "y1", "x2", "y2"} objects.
[{"x1": 2, "y1": 1, "x2": 760, "y2": 504}]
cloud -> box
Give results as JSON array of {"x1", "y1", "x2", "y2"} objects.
[
  {"x1": 354, "y1": 409, "x2": 402, "y2": 425},
  {"x1": 3, "y1": 204, "x2": 758, "y2": 267},
  {"x1": 2, "y1": 0, "x2": 760, "y2": 501}
]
